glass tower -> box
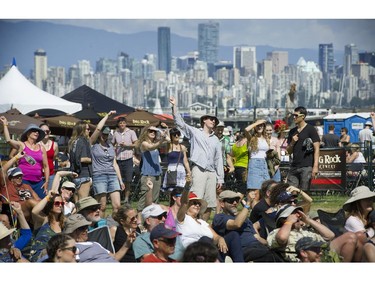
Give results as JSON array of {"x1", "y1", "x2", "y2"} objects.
[{"x1": 157, "y1": 27, "x2": 171, "y2": 74}]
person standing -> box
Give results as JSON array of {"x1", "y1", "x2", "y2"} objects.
[
  {"x1": 215, "y1": 121, "x2": 234, "y2": 180},
  {"x1": 1, "y1": 117, "x2": 49, "y2": 199},
  {"x1": 244, "y1": 119, "x2": 270, "y2": 204},
  {"x1": 111, "y1": 117, "x2": 138, "y2": 203},
  {"x1": 135, "y1": 125, "x2": 169, "y2": 221},
  {"x1": 286, "y1": 106, "x2": 320, "y2": 192},
  {"x1": 322, "y1": 124, "x2": 341, "y2": 148},
  {"x1": 170, "y1": 96, "x2": 224, "y2": 222},
  {"x1": 229, "y1": 130, "x2": 248, "y2": 194},
  {"x1": 39, "y1": 123, "x2": 59, "y2": 191}
]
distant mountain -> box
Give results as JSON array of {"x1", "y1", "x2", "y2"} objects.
[{"x1": 0, "y1": 20, "x2": 343, "y2": 76}]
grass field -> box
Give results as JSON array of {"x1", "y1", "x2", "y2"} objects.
[{"x1": 105, "y1": 193, "x2": 350, "y2": 221}]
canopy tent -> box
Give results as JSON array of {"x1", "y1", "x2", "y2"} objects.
[
  {"x1": 62, "y1": 85, "x2": 136, "y2": 115},
  {"x1": 0, "y1": 108, "x2": 42, "y2": 135},
  {"x1": 113, "y1": 110, "x2": 174, "y2": 127},
  {"x1": 0, "y1": 65, "x2": 82, "y2": 115}
]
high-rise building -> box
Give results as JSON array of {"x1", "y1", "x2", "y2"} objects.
[
  {"x1": 267, "y1": 51, "x2": 288, "y2": 74},
  {"x1": 34, "y1": 49, "x2": 47, "y2": 90},
  {"x1": 198, "y1": 21, "x2": 219, "y2": 76},
  {"x1": 359, "y1": 51, "x2": 375, "y2": 68},
  {"x1": 319, "y1": 43, "x2": 334, "y2": 91},
  {"x1": 157, "y1": 27, "x2": 171, "y2": 74},
  {"x1": 233, "y1": 46, "x2": 257, "y2": 77},
  {"x1": 344, "y1": 43, "x2": 359, "y2": 77}
]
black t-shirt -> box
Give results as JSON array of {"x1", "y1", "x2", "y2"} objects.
[
  {"x1": 113, "y1": 226, "x2": 137, "y2": 262},
  {"x1": 322, "y1": 133, "x2": 340, "y2": 148},
  {"x1": 288, "y1": 124, "x2": 320, "y2": 168},
  {"x1": 249, "y1": 198, "x2": 270, "y2": 223}
]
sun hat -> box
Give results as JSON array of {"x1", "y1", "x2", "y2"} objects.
[
  {"x1": 218, "y1": 190, "x2": 242, "y2": 200},
  {"x1": 61, "y1": 181, "x2": 76, "y2": 190},
  {"x1": 217, "y1": 121, "x2": 225, "y2": 127},
  {"x1": 275, "y1": 204, "x2": 303, "y2": 227},
  {"x1": 200, "y1": 114, "x2": 219, "y2": 128},
  {"x1": 223, "y1": 128, "x2": 230, "y2": 136},
  {"x1": 141, "y1": 204, "x2": 167, "y2": 220},
  {"x1": 75, "y1": 196, "x2": 101, "y2": 213},
  {"x1": 365, "y1": 121, "x2": 373, "y2": 127},
  {"x1": 188, "y1": 192, "x2": 208, "y2": 215},
  {"x1": 20, "y1": 124, "x2": 46, "y2": 142},
  {"x1": 0, "y1": 222, "x2": 16, "y2": 240},
  {"x1": 63, "y1": 214, "x2": 91, "y2": 234},
  {"x1": 7, "y1": 167, "x2": 23, "y2": 179},
  {"x1": 343, "y1": 186, "x2": 375, "y2": 211},
  {"x1": 295, "y1": 237, "x2": 327, "y2": 253},
  {"x1": 150, "y1": 223, "x2": 181, "y2": 242},
  {"x1": 227, "y1": 126, "x2": 233, "y2": 132}
]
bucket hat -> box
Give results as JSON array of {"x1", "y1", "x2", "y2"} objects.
[
  {"x1": 20, "y1": 124, "x2": 45, "y2": 142},
  {"x1": 63, "y1": 214, "x2": 91, "y2": 234},
  {"x1": 200, "y1": 114, "x2": 219, "y2": 128},
  {"x1": 275, "y1": 204, "x2": 303, "y2": 227},
  {"x1": 343, "y1": 186, "x2": 375, "y2": 211},
  {"x1": 76, "y1": 196, "x2": 101, "y2": 213}
]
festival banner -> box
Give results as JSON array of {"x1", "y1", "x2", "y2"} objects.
[{"x1": 310, "y1": 148, "x2": 346, "y2": 192}]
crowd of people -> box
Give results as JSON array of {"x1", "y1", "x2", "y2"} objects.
[{"x1": 0, "y1": 104, "x2": 375, "y2": 263}]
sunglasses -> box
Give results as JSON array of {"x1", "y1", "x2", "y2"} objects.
[
  {"x1": 53, "y1": 201, "x2": 65, "y2": 207},
  {"x1": 172, "y1": 134, "x2": 181, "y2": 137},
  {"x1": 289, "y1": 199, "x2": 298, "y2": 205},
  {"x1": 43, "y1": 130, "x2": 51, "y2": 134},
  {"x1": 128, "y1": 216, "x2": 138, "y2": 222},
  {"x1": 148, "y1": 130, "x2": 157, "y2": 134},
  {"x1": 150, "y1": 213, "x2": 167, "y2": 220},
  {"x1": 190, "y1": 200, "x2": 202, "y2": 207},
  {"x1": 158, "y1": 237, "x2": 177, "y2": 245},
  {"x1": 87, "y1": 206, "x2": 100, "y2": 212},
  {"x1": 30, "y1": 129, "x2": 40, "y2": 133},
  {"x1": 224, "y1": 197, "x2": 240, "y2": 204},
  {"x1": 62, "y1": 246, "x2": 78, "y2": 254},
  {"x1": 11, "y1": 175, "x2": 23, "y2": 180},
  {"x1": 205, "y1": 117, "x2": 216, "y2": 122},
  {"x1": 292, "y1": 113, "x2": 305, "y2": 118},
  {"x1": 86, "y1": 127, "x2": 90, "y2": 131}
]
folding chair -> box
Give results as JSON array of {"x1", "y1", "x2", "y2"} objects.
[
  {"x1": 88, "y1": 225, "x2": 115, "y2": 253},
  {"x1": 317, "y1": 209, "x2": 347, "y2": 237},
  {"x1": 346, "y1": 163, "x2": 364, "y2": 192}
]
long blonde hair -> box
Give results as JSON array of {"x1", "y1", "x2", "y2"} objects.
[
  {"x1": 68, "y1": 121, "x2": 89, "y2": 151},
  {"x1": 135, "y1": 125, "x2": 158, "y2": 150},
  {"x1": 247, "y1": 120, "x2": 270, "y2": 152}
]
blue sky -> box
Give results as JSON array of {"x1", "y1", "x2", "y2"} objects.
[{"x1": 2, "y1": 1, "x2": 374, "y2": 51}]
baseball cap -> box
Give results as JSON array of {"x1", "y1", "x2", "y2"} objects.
[
  {"x1": 7, "y1": 167, "x2": 23, "y2": 179},
  {"x1": 102, "y1": 126, "x2": 111, "y2": 134},
  {"x1": 150, "y1": 223, "x2": 181, "y2": 242},
  {"x1": 141, "y1": 204, "x2": 167, "y2": 220}
]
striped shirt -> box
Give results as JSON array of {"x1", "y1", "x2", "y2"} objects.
[{"x1": 112, "y1": 128, "x2": 138, "y2": 160}]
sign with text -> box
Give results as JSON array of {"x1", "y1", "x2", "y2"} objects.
[{"x1": 310, "y1": 148, "x2": 346, "y2": 192}]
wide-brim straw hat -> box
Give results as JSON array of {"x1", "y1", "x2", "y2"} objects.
[
  {"x1": 0, "y1": 223, "x2": 16, "y2": 240},
  {"x1": 343, "y1": 186, "x2": 375, "y2": 211},
  {"x1": 188, "y1": 192, "x2": 208, "y2": 215}
]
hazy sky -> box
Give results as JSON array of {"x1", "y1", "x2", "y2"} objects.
[{"x1": 2, "y1": 1, "x2": 375, "y2": 51}]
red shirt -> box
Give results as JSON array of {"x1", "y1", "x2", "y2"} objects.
[
  {"x1": 141, "y1": 253, "x2": 176, "y2": 263},
  {"x1": 0, "y1": 179, "x2": 39, "y2": 202}
]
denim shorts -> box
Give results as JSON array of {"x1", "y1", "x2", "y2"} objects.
[
  {"x1": 246, "y1": 158, "x2": 270, "y2": 189},
  {"x1": 92, "y1": 174, "x2": 121, "y2": 195},
  {"x1": 73, "y1": 177, "x2": 92, "y2": 190}
]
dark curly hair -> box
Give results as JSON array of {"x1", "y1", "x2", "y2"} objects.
[{"x1": 269, "y1": 182, "x2": 290, "y2": 207}]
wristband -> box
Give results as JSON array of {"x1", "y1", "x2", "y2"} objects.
[
  {"x1": 244, "y1": 205, "x2": 251, "y2": 210},
  {"x1": 284, "y1": 221, "x2": 293, "y2": 225}
]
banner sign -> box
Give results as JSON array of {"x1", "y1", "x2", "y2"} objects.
[{"x1": 310, "y1": 148, "x2": 346, "y2": 192}]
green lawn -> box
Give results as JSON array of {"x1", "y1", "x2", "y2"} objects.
[{"x1": 105, "y1": 194, "x2": 350, "y2": 220}]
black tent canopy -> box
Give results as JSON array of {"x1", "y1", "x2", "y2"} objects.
[{"x1": 62, "y1": 85, "x2": 135, "y2": 115}]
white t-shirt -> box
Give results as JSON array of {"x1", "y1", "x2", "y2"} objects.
[{"x1": 176, "y1": 214, "x2": 213, "y2": 248}]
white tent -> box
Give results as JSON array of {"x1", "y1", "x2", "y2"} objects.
[{"x1": 0, "y1": 65, "x2": 82, "y2": 114}]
